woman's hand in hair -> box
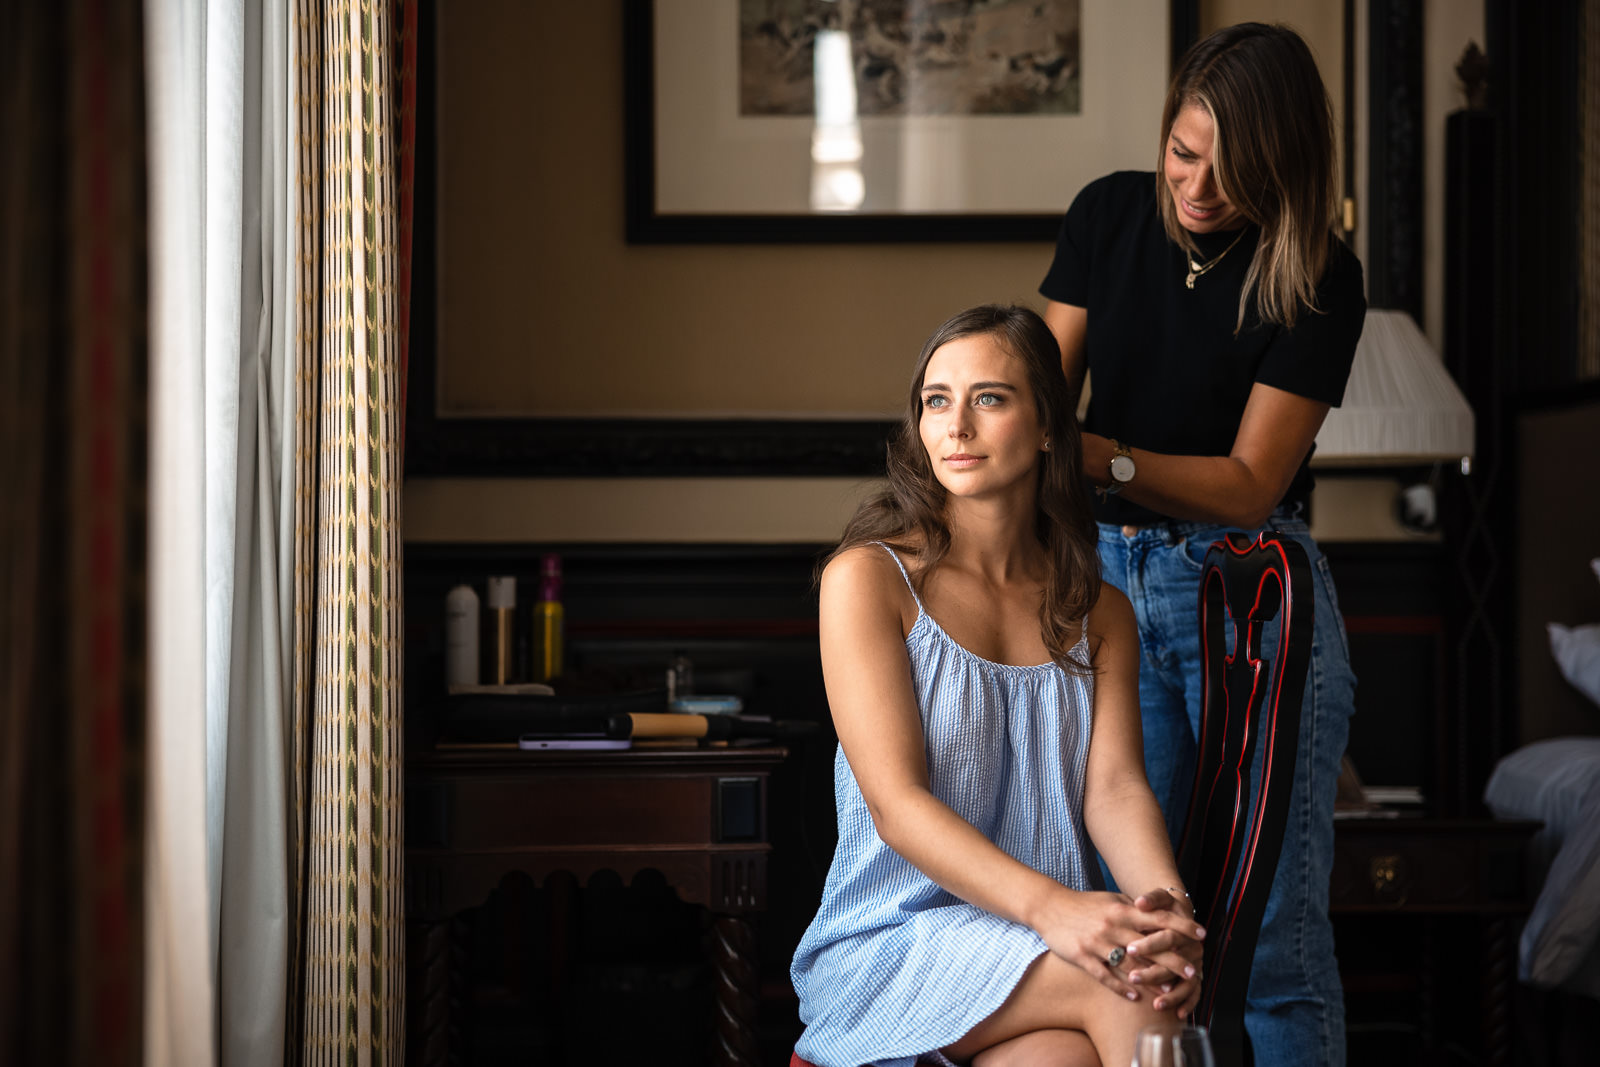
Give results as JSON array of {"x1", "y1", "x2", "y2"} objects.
[{"x1": 1042, "y1": 299, "x2": 1088, "y2": 411}]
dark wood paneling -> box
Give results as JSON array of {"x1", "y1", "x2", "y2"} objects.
[
  {"x1": 1489, "y1": 0, "x2": 1582, "y2": 398},
  {"x1": 1323, "y1": 541, "x2": 1453, "y2": 804},
  {"x1": 1367, "y1": 0, "x2": 1423, "y2": 319}
]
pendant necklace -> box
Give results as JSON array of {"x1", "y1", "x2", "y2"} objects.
[{"x1": 1185, "y1": 227, "x2": 1248, "y2": 289}]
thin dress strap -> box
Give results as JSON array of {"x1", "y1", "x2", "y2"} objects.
[{"x1": 873, "y1": 542, "x2": 925, "y2": 613}]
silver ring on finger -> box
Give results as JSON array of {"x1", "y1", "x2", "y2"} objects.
[{"x1": 1107, "y1": 946, "x2": 1126, "y2": 968}]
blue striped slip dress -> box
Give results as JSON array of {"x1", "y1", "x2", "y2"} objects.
[{"x1": 790, "y1": 543, "x2": 1099, "y2": 1067}]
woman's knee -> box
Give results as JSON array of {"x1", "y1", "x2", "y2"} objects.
[
  {"x1": 950, "y1": 951, "x2": 1171, "y2": 1061},
  {"x1": 973, "y1": 1028, "x2": 1099, "y2": 1067}
]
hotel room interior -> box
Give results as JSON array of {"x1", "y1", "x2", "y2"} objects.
[{"x1": 4, "y1": 1, "x2": 1598, "y2": 1065}]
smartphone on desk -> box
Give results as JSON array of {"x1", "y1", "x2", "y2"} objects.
[{"x1": 518, "y1": 733, "x2": 631, "y2": 751}]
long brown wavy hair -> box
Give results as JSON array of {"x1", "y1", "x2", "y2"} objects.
[
  {"x1": 1157, "y1": 22, "x2": 1339, "y2": 333},
  {"x1": 827, "y1": 305, "x2": 1101, "y2": 672}
]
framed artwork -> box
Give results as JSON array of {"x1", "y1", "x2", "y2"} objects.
[{"x1": 626, "y1": 0, "x2": 1199, "y2": 243}]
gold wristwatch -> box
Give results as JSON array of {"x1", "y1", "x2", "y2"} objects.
[{"x1": 1105, "y1": 439, "x2": 1136, "y2": 495}]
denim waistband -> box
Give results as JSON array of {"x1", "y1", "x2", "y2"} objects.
[{"x1": 1097, "y1": 504, "x2": 1308, "y2": 546}]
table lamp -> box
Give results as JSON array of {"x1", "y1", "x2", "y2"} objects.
[{"x1": 1311, "y1": 308, "x2": 1476, "y2": 531}]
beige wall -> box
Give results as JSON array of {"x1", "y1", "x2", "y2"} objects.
[
  {"x1": 437, "y1": 1, "x2": 1047, "y2": 421},
  {"x1": 407, "y1": 1, "x2": 1434, "y2": 545},
  {"x1": 405, "y1": 477, "x2": 881, "y2": 544}
]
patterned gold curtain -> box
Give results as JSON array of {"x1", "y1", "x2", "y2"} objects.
[
  {"x1": 290, "y1": 1, "x2": 411, "y2": 1061},
  {"x1": 0, "y1": 1, "x2": 148, "y2": 1064}
]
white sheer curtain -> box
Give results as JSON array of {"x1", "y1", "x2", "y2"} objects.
[
  {"x1": 145, "y1": 1, "x2": 297, "y2": 1064},
  {"x1": 145, "y1": 2, "x2": 221, "y2": 1060}
]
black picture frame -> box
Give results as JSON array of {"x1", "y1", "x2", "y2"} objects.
[
  {"x1": 623, "y1": 0, "x2": 1200, "y2": 245},
  {"x1": 406, "y1": 1, "x2": 1200, "y2": 478}
]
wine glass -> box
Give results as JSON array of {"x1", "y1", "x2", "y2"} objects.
[{"x1": 1130, "y1": 1023, "x2": 1215, "y2": 1067}]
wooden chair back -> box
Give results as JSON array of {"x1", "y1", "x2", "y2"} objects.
[{"x1": 1176, "y1": 532, "x2": 1314, "y2": 1067}]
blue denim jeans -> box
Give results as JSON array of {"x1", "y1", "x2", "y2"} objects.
[{"x1": 1097, "y1": 508, "x2": 1354, "y2": 1067}]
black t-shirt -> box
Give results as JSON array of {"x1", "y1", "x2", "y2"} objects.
[{"x1": 1039, "y1": 170, "x2": 1366, "y2": 525}]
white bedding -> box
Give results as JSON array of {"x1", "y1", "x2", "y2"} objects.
[{"x1": 1484, "y1": 737, "x2": 1600, "y2": 998}]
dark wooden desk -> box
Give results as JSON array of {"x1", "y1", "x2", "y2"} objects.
[
  {"x1": 404, "y1": 744, "x2": 788, "y2": 1066},
  {"x1": 1331, "y1": 817, "x2": 1541, "y2": 1066}
]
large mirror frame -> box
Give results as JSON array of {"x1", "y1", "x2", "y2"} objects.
[{"x1": 404, "y1": 1, "x2": 1204, "y2": 478}]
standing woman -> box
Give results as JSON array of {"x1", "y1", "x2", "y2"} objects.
[{"x1": 1038, "y1": 23, "x2": 1364, "y2": 1067}]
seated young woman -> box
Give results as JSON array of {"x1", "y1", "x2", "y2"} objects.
[{"x1": 789, "y1": 305, "x2": 1205, "y2": 1067}]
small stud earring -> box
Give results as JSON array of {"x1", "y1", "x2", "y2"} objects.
[{"x1": 1042, "y1": 441, "x2": 1052, "y2": 452}]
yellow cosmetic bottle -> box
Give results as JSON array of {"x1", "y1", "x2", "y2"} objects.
[{"x1": 531, "y1": 553, "x2": 564, "y2": 683}]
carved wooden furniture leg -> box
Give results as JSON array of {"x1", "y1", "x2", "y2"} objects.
[
  {"x1": 1482, "y1": 917, "x2": 1514, "y2": 1067},
  {"x1": 1420, "y1": 915, "x2": 1436, "y2": 1057},
  {"x1": 709, "y1": 914, "x2": 760, "y2": 1067},
  {"x1": 406, "y1": 917, "x2": 453, "y2": 1067},
  {"x1": 448, "y1": 910, "x2": 473, "y2": 1065}
]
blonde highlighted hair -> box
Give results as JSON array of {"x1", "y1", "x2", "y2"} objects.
[{"x1": 1157, "y1": 22, "x2": 1339, "y2": 332}]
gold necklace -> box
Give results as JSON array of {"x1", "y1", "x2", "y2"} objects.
[{"x1": 1185, "y1": 227, "x2": 1248, "y2": 289}]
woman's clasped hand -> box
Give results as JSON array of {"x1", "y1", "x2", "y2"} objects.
[{"x1": 1035, "y1": 887, "x2": 1205, "y2": 1014}]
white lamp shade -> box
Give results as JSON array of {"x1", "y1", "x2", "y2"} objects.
[{"x1": 1312, "y1": 308, "x2": 1476, "y2": 466}]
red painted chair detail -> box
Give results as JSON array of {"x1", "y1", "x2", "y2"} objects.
[{"x1": 1176, "y1": 532, "x2": 1313, "y2": 1067}]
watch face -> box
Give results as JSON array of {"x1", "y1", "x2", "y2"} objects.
[{"x1": 1110, "y1": 453, "x2": 1136, "y2": 484}]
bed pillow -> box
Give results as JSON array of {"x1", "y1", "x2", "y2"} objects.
[
  {"x1": 1548, "y1": 558, "x2": 1600, "y2": 709},
  {"x1": 1485, "y1": 738, "x2": 1600, "y2": 995},
  {"x1": 1550, "y1": 622, "x2": 1600, "y2": 709}
]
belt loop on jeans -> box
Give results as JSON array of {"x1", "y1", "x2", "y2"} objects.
[{"x1": 1265, "y1": 502, "x2": 1306, "y2": 533}]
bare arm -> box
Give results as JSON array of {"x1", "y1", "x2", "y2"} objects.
[
  {"x1": 1082, "y1": 585, "x2": 1205, "y2": 1011},
  {"x1": 1043, "y1": 297, "x2": 1330, "y2": 529},
  {"x1": 1081, "y1": 586, "x2": 1183, "y2": 895},
  {"x1": 820, "y1": 548, "x2": 1199, "y2": 1000},
  {"x1": 1079, "y1": 383, "x2": 1329, "y2": 528}
]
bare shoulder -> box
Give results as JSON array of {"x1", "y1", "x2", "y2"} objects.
[
  {"x1": 1085, "y1": 581, "x2": 1135, "y2": 662},
  {"x1": 821, "y1": 543, "x2": 910, "y2": 598},
  {"x1": 820, "y1": 544, "x2": 919, "y2": 628}
]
